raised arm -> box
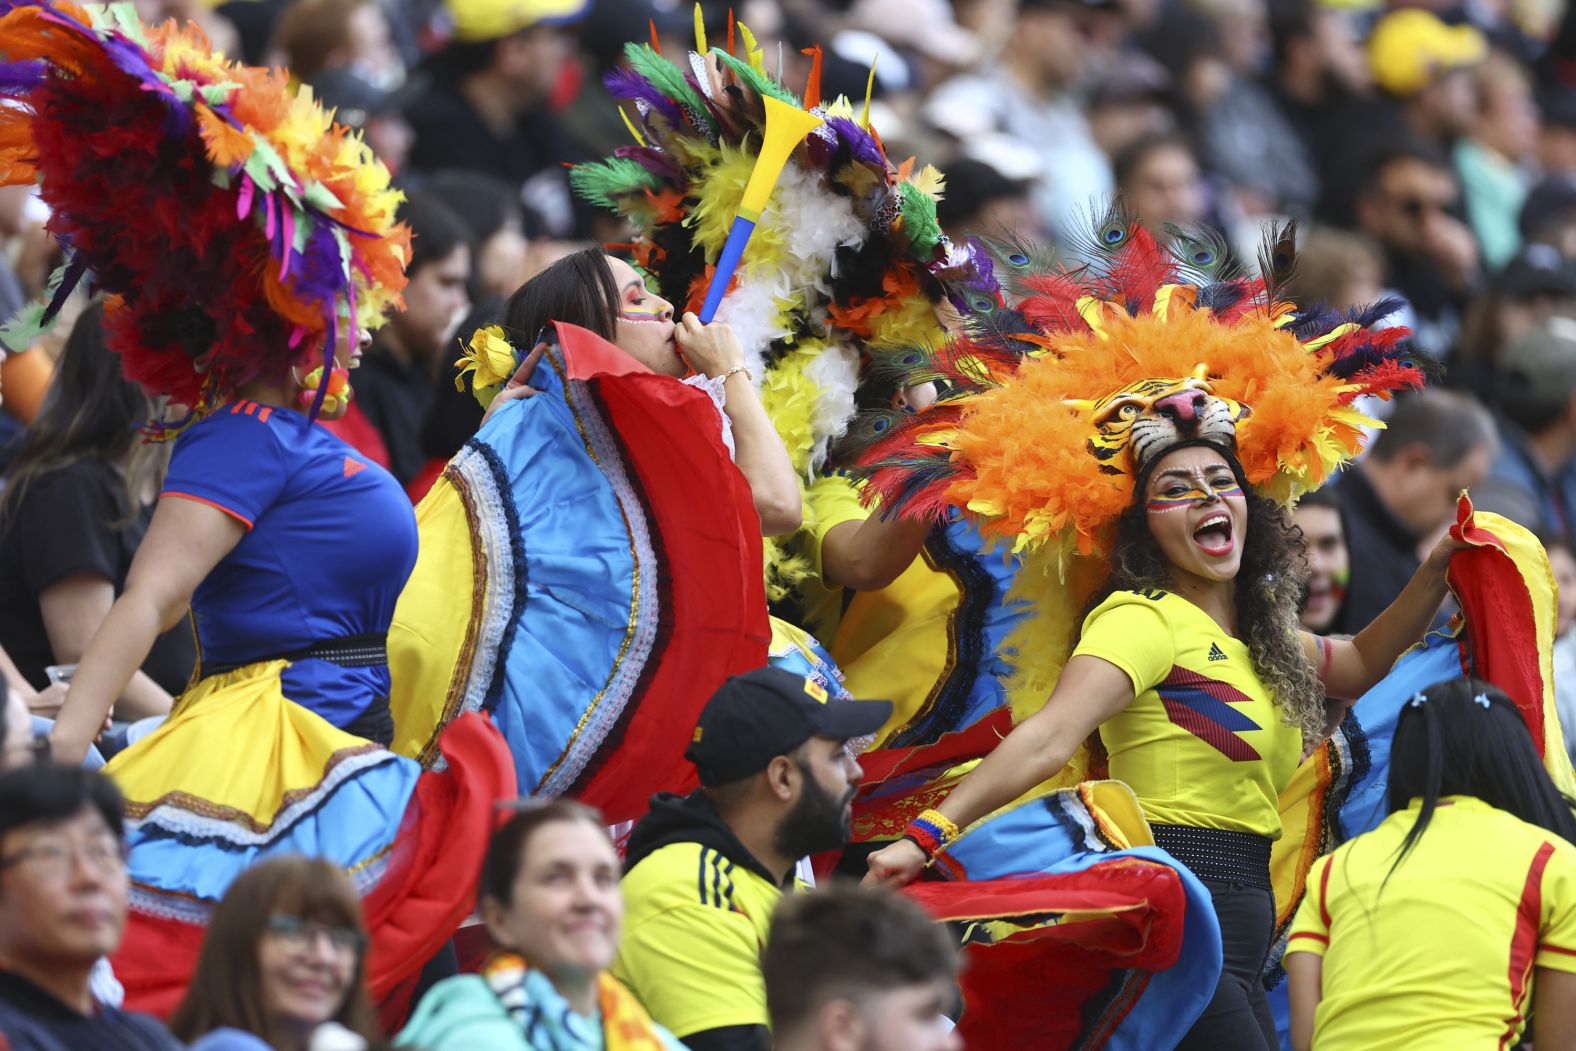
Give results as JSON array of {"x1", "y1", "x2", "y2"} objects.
[
  {"x1": 1303, "y1": 533, "x2": 1461, "y2": 718},
  {"x1": 675, "y1": 314, "x2": 801, "y2": 536},
  {"x1": 49, "y1": 497, "x2": 243, "y2": 763},
  {"x1": 820, "y1": 511, "x2": 934, "y2": 591},
  {"x1": 863, "y1": 653, "x2": 1136, "y2": 887}
]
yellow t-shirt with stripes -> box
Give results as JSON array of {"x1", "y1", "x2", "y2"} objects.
[
  {"x1": 611, "y1": 842, "x2": 789, "y2": 1038},
  {"x1": 1286, "y1": 795, "x2": 1576, "y2": 1049},
  {"x1": 1072, "y1": 589, "x2": 1303, "y2": 839}
]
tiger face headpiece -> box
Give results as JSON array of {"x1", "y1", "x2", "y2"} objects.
[
  {"x1": 1070, "y1": 367, "x2": 1250, "y2": 480},
  {"x1": 852, "y1": 215, "x2": 1430, "y2": 559}
]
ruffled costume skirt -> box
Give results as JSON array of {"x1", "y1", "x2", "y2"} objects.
[
  {"x1": 104, "y1": 661, "x2": 513, "y2": 1017},
  {"x1": 389, "y1": 323, "x2": 771, "y2": 825},
  {"x1": 830, "y1": 513, "x2": 1030, "y2": 748}
]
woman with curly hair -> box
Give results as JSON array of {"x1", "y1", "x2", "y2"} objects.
[
  {"x1": 868, "y1": 436, "x2": 1458, "y2": 1048},
  {"x1": 854, "y1": 212, "x2": 1457, "y2": 1048}
]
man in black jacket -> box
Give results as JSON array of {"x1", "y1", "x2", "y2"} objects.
[
  {"x1": 612, "y1": 667, "x2": 891, "y2": 1051},
  {"x1": 0, "y1": 764, "x2": 182, "y2": 1050},
  {"x1": 1332, "y1": 389, "x2": 1496, "y2": 635}
]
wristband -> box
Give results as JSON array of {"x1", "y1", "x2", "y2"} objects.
[{"x1": 905, "y1": 808, "x2": 961, "y2": 859}]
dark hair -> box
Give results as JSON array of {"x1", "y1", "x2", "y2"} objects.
[
  {"x1": 1, "y1": 300, "x2": 164, "y2": 525},
  {"x1": 1360, "y1": 142, "x2": 1453, "y2": 196},
  {"x1": 497, "y1": 246, "x2": 621, "y2": 348},
  {"x1": 764, "y1": 884, "x2": 958, "y2": 1034},
  {"x1": 1296, "y1": 485, "x2": 1342, "y2": 512},
  {"x1": 478, "y1": 800, "x2": 608, "y2": 908},
  {"x1": 1268, "y1": 1, "x2": 1315, "y2": 66},
  {"x1": 1366, "y1": 388, "x2": 1496, "y2": 466},
  {"x1": 422, "y1": 169, "x2": 524, "y2": 246},
  {"x1": 934, "y1": 158, "x2": 1031, "y2": 231},
  {"x1": 0, "y1": 763, "x2": 124, "y2": 846},
  {"x1": 1113, "y1": 132, "x2": 1196, "y2": 194},
  {"x1": 1384, "y1": 677, "x2": 1576, "y2": 883},
  {"x1": 419, "y1": 297, "x2": 498, "y2": 461},
  {"x1": 169, "y1": 856, "x2": 378, "y2": 1046},
  {"x1": 401, "y1": 188, "x2": 475, "y2": 276},
  {"x1": 1090, "y1": 447, "x2": 1326, "y2": 746}
]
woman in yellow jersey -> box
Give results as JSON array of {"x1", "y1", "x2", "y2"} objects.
[
  {"x1": 855, "y1": 214, "x2": 1448, "y2": 1049},
  {"x1": 1285, "y1": 678, "x2": 1576, "y2": 1051}
]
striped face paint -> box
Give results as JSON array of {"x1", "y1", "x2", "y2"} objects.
[
  {"x1": 617, "y1": 303, "x2": 668, "y2": 325},
  {"x1": 1145, "y1": 479, "x2": 1244, "y2": 514}
]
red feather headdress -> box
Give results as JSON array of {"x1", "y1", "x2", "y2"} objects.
[{"x1": 0, "y1": 0, "x2": 409, "y2": 436}]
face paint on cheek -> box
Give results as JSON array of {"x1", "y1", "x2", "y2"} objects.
[
  {"x1": 1328, "y1": 567, "x2": 1350, "y2": 604},
  {"x1": 1145, "y1": 481, "x2": 1244, "y2": 514},
  {"x1": 617, "y1": 305, "x2": 666, "y2": 325},
  {"x1": 1146, "y1": 493, "x2": 1202, "y2": 513}
]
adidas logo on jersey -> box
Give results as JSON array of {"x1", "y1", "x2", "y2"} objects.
[{"x1": 1207, "y1": 642, "x2": 1228, "y2": 662}]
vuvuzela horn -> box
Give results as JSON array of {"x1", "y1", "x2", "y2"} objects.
[{"x1": 698, "y1": 95, "x2": 825, "y2": 323}]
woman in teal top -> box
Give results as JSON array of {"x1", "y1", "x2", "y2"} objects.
[{"x1": 398, "y1": 801, "x2": 686, "y2": 1051}]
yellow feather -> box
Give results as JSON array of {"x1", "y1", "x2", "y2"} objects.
[
  {"x1": 618, "y1": 105, "x2": 647, "y2": 147},
  {"x1": 736, "y1": 21, "x2": 765, "y2": 74},
  {"x1": 859, "y1": 57, "x2": 878, "y2": 129},
  {"x1": 909, "y1": 164, "x2": 945, "y2": 199}
]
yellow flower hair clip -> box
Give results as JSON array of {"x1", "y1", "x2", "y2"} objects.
[{"x1": 455, "y1": 325, "x2": 522, "y2": 409}]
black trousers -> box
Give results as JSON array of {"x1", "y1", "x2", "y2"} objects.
[{"x1": 1174, "y1": 876, "x2": 1279, "y2": 1051}]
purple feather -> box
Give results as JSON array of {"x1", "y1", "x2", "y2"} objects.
[
  {"x1": 612, "y1": 144, "x2": 682, "y2": 182},
  {"x1": 0, "y1": 60, "x2": 48, "y2": 94},
  {"x1": 602, "y1": 67, "x2": 684, "y2": 128},
  {"x1": 825, "y1": 116, "x2": 884, "y2": 169},
  {"x1": 287, "y1": 221, "x2": 353, "y2": 310}
]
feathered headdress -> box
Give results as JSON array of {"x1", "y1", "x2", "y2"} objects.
[
  {"x1": 0, "y1": 0, "x2": 410, "y2": 436},
  {"x1": 852, "y1": 213, "x2": 1429, "y2": 564},
  {"x1": 569, "y1": 17, "x2": 982, "y2": 593}
]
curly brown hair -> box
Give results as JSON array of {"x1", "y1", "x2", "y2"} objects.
[{"x1": 1088, "y1": 455, "x2": 1327, "y2": 749}]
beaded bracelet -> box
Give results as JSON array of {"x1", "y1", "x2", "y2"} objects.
[
  {"x1": 904, "y1": 808, "x2": 962, "y2": 860},
  {"x1": 718, "y1": 364, "x2": 753, "y2": 383}
]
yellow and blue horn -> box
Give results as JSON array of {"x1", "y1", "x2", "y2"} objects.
[{"x1": 698, "y1": 96, "x2": 825, "y2": 323}]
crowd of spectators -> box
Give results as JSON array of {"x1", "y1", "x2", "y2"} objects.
[
  {"x1": 9, "y1": 0, "x2": 1576, "y2": 1045},
  {"x1": 169, "y1": 0, "x2": 1576, "y2": 766}
]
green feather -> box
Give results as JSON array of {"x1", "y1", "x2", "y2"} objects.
[
  {"x1": 568, "y1": 157, "x2": 661, "y2": 210},
  {"x1": 897, "y1": 182, "x2": 942, "y2": 257},
  {"x1": 708, "y1": 49, "x2": 800, "y2": 107},
  {"x1": 622, "y1": 43, "x2": 714, "y2": 134},
  {"x1": 0, "y1": 259, "x2": 73, "y2": 353}
]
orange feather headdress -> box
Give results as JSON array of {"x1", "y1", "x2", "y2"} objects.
[{"x1": 851, "y1": 215, "x2": 1429, "y2": 563}]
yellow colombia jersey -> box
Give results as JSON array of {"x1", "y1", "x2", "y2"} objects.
[
  {"x1": 788, "y1": 473, "x2": 871, "y2": 642},
  {"x1": 1286, "y1": 796, "x2": 1576, "y2": 1049},
  {"x1": 612, "y1": 841, "x2": 790, "y2": 1038},
  {"x1": 1073, "y1": 589, "x2": 1303, "y2": 839}
]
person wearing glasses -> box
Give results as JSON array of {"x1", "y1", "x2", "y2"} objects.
[
  {"x1": 170, "y1": 855, "x2": 380, "y2": 1051},
  {"x1": 0, "y1": 763, "x2": 181, "y2": 1049}
]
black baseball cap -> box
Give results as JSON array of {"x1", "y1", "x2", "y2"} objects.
[{"x1": 685, "y1": 667, "x2": 893, "y2": 787}]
